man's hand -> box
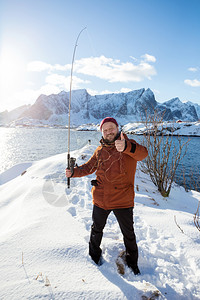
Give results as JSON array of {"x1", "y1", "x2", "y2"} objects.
[
  {"x1": 115, "y1": 132, "x2": 125, "y2": 152},
  {"x1": 65, "y1": 168, "x2": 72, "y2": 178}
]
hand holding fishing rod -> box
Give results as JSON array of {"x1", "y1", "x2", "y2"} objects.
[
  {"x1": 66, "y1": 27, "x2": 86, "y2": 188},
  {"x1": 66, "y1": 156, "x2": 76, "y2": 182}
]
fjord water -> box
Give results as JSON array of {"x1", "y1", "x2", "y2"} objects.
[
  {"x1": 0, "y1": 127, "x2": 101, "y2": 173},
  {"x1": 0, "y1": 127, "x2": 199, "y2": 191}
]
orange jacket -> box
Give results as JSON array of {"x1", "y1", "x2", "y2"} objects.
[{"x1": 73, "y1": 133, "x2": 148, "y2": 210}]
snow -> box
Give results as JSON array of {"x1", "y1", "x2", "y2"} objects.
[
  {"x1": 7, "y1": 115, "x2": 200, "y2": 137},
  {"x1": 123, "y1": 121, "x2": 200, "y2": 136},
  {"x1": 0, "y1": 162, "x2": 33, "y2": 185},
  {"x1": 76, "y1": 124, "x2": 100, "y2": 131},
  {"x1": 0, "y1": 144, "x2": 200, "y2": 299},
  {"x1": 75, "y1": 120, "x2": 200, "y2": 136}
]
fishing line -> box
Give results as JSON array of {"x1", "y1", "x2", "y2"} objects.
[
  {"x1": 67, "y1": 27, "x2": 87, "y2": 188},
  {"x1": 85, "y1": 28, "x2": 98, "y2": 57}
]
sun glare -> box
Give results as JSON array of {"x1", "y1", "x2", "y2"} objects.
[{"x1": 0, "y1": 44, "x2": 26, "y2": 109}]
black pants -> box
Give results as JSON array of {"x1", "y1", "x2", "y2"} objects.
[{"x1": 89, "y1": 205, "x2": 138, "y2": 266}]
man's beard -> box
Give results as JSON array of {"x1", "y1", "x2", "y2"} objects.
[
  {"x1": 103, "y1": 132, "x2": 120, "y2": 144},
  {"x1": 104, "y1": 136, "x2": 115, "y2": 143}
]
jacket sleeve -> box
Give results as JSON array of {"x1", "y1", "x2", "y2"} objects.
[
  {"x1": 72, "y1": 149, "x2": 98, "y2": 178},
  {"x1": 123, "y1": 138, "x2": 148, "y2": 161}
]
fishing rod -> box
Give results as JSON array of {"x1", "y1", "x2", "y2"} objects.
[{"x1": 67, "y1": 27, "x2": 87, "y2": 188}]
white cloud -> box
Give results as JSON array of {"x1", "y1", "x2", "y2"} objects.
[
  {"x1": 27, "y1": 61, "x2": 70, "y2": 72},
  {"x1": 100, "y1": 88, "x2": 133, "y2": 95},
  {"x1": 45, "y1": 74, "x2": 90, "y2": 90},
  {"x1": 119, "y1": 88, "x2": 133, "y2": 93},
  {"x1": 188, "y1": 67, "x2": 198, "y2": 72},
  {"x1": 13, "y1": 85, "x2": 61, "y2": 107},
  {"x1": 27, "y1": 54, "x2": 157, "y2": 83},
  {"x1": 2, "y1": 60, "x2": 91, "y2": 111},
  {"x1": 8, "y1": 74, "x2": 90, "y2": 111},
  {"x1": 88, "y1": 88, "x2": 133, "y2": 96},
  {"x1": 27, "y1": 61, "x2": 53, "y2": 72},
  {"x1": 99, "y1": 89, "x2": 118, "y2": 95},
  {"x1": 19, "y1": 54, "x2": 156, "y2": 111},
  {"x1": 53, "y1": 64, "x2": 70, "y2": 71},
  {"x1": 87, "y1": 89, "x2": 99, "y2": 96},
  {"x1": 45, "y1": 74, "x2": 66, "y2": 86},
  {"x1": 141, "y1": 54, "x2": 156, "y2": 63},
  {"x1": 184, "y1": 79, "x2": 200, "y2": 87},
  {"x1": 74, "y1": 55, "x2": 156, "y2": 83},
  {"x1": 0, "y1": 86, "x2": 60, "y2": 111},
  {"x1": 38, "y1": 84, "x2": 62, "y2": 95}
]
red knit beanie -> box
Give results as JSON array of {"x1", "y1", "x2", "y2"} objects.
[{"x1": 100, "y1": 117, "x2": 118, "y2": 131}]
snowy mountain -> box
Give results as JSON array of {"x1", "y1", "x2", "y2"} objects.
[
  {"x1": 19, "y1": 88, "x2": 157, "y2": 125},
  {"x1": 160, "y1": 98, "x2": 198, "y2": 121},
  {"x1": 1, "y1": 88, "x2": 200, "y2": 127},
  {"x1": 186, "y1": 101, "x2": 200, "y2": 120},
  {"x1": 0, "y1": 105, "x2": 30, "y2": 125}
]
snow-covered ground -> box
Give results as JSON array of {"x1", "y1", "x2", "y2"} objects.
[
  {"x1": 0, "y1": 144, "x2": 200, "y2": 300},
  {"x1": 76, "y1": 121, "x2": 200, "y2": 136},
  {"x1": 123, "y1": 121, "x2": 200, "y2": 136},
  {"x1": 5, "y1": 119, "x2": 200, "y2": 137}
]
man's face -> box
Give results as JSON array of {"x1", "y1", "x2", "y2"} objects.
[{"x1": 101, "y1": 122, "x2": 119, "y2": 143}]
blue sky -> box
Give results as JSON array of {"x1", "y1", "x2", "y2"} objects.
[{"x1": 0, "y1": 0, "x2": 200, "y2": 111}]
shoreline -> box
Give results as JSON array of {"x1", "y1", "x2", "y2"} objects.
[{"x1": 1, "y1": 124, "x2": 200, "y2": 137}]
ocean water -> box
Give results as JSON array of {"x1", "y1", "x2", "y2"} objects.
[
  {"x1": 0, "y1": 127, "x2": 199, "y2": 191},
  {"x1": 0, "y1": 127, "x2": 101, "y2": 173}
]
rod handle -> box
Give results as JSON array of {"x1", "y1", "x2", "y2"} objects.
[
  {"x1": 67, "y1": 177, "x2": 70, "y2": 188},
  {"x1": 67, "y1": 153, "x2": 70, "y2": 188}
]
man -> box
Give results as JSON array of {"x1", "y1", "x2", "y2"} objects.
[{"x1": 66, "y1": 117, "x2": 148, "y2": 275}]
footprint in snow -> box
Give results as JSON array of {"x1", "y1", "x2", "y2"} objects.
[
  {"x1": 70, "y1": 195, "x2": 79, "y2": 205},
  {"x1": 67, "y1": 206, "x2": 76, "y2": 217}
]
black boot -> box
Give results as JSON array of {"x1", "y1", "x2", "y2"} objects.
[
  {"x1": 126, "y1": 253, "x2": 141, "y2": 275},
  {"x1": 89, "y1": 253, "x2": 103, "y2": 266},
  {"x1": 130, "y1": 265, "x2": 141, "y2": 275}
]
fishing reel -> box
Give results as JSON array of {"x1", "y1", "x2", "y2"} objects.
[{"x1": 68, "y1": 157, "x2": 76, "y2": 172}]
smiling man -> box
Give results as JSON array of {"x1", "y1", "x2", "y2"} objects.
[{"x1": 66, "y1": 117, "x2": 148, "y2": 275}]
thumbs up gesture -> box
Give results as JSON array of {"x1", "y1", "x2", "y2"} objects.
[{"x1": 115, "y1": 131, "x2": 125, "y2": 152}]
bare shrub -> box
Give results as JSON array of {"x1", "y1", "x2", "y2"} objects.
[
  {"x1": 194, "y1": 201, "x2": 200, "y2": 232},
  {"x1": 178, "y1": 167, "x2": 200, "y2": 193},
  {"x1": 142, "y1": 110, "x2": 190, "y2": 197}
]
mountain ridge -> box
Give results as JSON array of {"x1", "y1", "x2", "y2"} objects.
[{"x1": 0, "y1": 88, "x2": 200, "y2": 126}]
